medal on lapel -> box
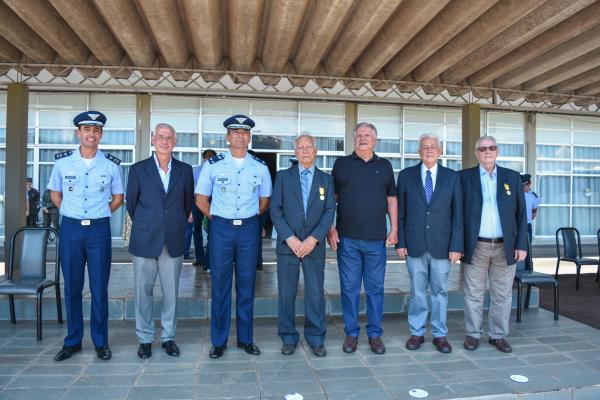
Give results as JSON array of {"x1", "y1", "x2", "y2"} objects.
[
  {"x1": 504, "y1": 183, "x2": 511, "y2": 196},
  {"x1": 319, "y1": 187, "x2": 325, "y2": 201}
]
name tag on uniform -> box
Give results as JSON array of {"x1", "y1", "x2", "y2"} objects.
[{"x1": 233, "y1": 219, "x2": 242, "y2": 226}]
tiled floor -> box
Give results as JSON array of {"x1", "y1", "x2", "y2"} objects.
[{"x1": 0, "y1": 309, "x2": 599, "y2": 399}]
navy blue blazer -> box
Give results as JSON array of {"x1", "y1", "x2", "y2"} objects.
[
  {"x1": 397, "y1": 162, "x2": 463, "y2": 259},
  {"x1": 270, "y1": 165, "x2": 336, "y2": 258},
  {"x1": 460, "y1": 165, "x2": 528, "y2": 266},
  {"x1": 126, "y1": 156, "x2": 194, "y2": 258}
]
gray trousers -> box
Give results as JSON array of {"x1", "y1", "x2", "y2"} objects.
[
  {"x1": 462, "y1": 241, "x2": 516, "y2": 340},
  {"x1": 132, "y1": 246, "x2": 183, "y2": 344}
]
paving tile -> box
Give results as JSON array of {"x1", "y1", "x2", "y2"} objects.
[
  {"x1": 372, "y1": 362, "x2": 429, "y2": 377},
  {"x1": 319, "y1": 377, "x2": 386, "y2": 393},
  {"x1": 20, "y1": 365, "x2": 82, "y2": 375},
  {"x1": 62, "y1": 386, "x2": 131, "y2": 400},
  {"x1": 386, "y1": 383, "x2": 455, "y2": 400},
  {"x1": 7, "y1": 375, "x2": 74, "y2": 389},
  {"x1": 255, "y1": 359, "x2": 309, "y2": 371},
  {"x1": 128, "y1": 385, "x2": 195, "y2": 400},
  {"x1": 259, "y1": 368, "x2": 317, "y2": 383},
  {"x1": 84, "y1": 363, "x2": 142, "y2": 375},
  {"x1": 259, "y1": 380, "x2": 325, "y2": 397},
  {"x1": 573, "y1": 386, "x2": 600, "y2": 400},
  {"x1": 315, "y1": 366, "x2": 373, "y2": 380},
  {"x1": 137, "y1": 373, "x2": 198, "y2": 386},
  {"x1": 195, "y1": 383, "x2": 260, "y2": 399},
  {"x1": 197, "y1": 371, "x2": 258, "y2": 385},
  {"x1": 448, "y1": 380, "x2": 513, "y2": 397},
  {"x1": 326, "y1": 388, "x2": 393, "y2": 400},
  {"x1": 263, "y1": 394, "x2": 326, "y2": 400},
  {"x1": 520, "y1": 390, "x2": 577, "y2": 399},
  {"x1": 504, "y1": 376, "x2": 564, "y2": 394},
  {"x1": 360, "y1": 354, "x2": 412, "y2": 367},
  {"x1": 0, "y1": 365, "x2": 25, "y2": 375},
  {"x1": 519, "y1": 353, "x2": 575, "y2": 365},
  {"x1": 0, "y1": 388, "x2": 65, "y2": 400},
  {"x1": 73, "y1": 374, "x2": 137, "y2": 387},
  {"x1": 422, "y1": 359, "x2": 479, "y2": 371}
]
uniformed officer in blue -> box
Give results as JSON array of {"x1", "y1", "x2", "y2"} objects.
[
  {"x1": 49, "y1": 111, "x2": 124, "y2": 362},
  {"x1": 521, "y1": 173, "x2": 539, "y2": 243},
  {"x1": 195, "y1": 114, "x2": 272, "y2": 358}
]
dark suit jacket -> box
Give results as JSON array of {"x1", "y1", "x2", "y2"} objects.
[
  {"x1": 126, "y1": 155, "x2": 194, "y2": 258},
  {"x1": 270, "y1": 165, "x2": 336, "y2": 259},
  {"x1": 460, "y1": 165, "x2": 528, "y2": 266},
  {"x1": 397, "y1": 162, "x2": 463, "y2": 259}
]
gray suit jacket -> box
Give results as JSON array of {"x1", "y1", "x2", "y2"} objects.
[{"x1": 270, "y1": 165, "x2": 336, "y2": 258}]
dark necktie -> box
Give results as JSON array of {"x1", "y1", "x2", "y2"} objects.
[
  {"x1": 425, "y1": 170, "x2": 433, "y2": 204},
  {"x1": 301, "y1": 169, "x2": 310, "y2": 214}
]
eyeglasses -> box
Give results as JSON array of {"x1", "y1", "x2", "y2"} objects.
[
  {"x1": 420, "y1": 145, "x2": 439, "y2": 151},
  {"x1": 477, "y1": 145, "x2": 498, "y2": 152},
  {"x1": 155, "y1": 135, "x2": 175, "y2": 143}
]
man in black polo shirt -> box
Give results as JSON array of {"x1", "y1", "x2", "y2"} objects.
[{"x1": 327, "y1": 122, "x2": 398, "y2": 355}]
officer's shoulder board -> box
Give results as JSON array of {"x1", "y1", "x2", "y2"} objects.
[
  {"x1": 532, "y1": 191, "x2": 538, "y2": 198},
  {"x1": 54, "y1": 150, "x2": 73, "y2": 160},
  {"x1": 251, "y1": 154, "x2": 266, "y2": 165},
  {"x1": 208, "y1": 154, "x2": 225, "y2": 164},
  {"x1": 105, "y1": 153, "x2": 121, "y2": 165}
]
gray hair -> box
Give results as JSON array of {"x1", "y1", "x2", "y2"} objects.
[
  {"x1": 475, "y1": 135, "x2": 497, "y2": 151},
  {"x1": 152, "y1": 123, "x2": 177, "y2": 138},
  {"x1": 295, "y1": 132, "x2": 317, "y2": 149},
  {"x1": 353, "y1": 122, "x2": 378, "y2": 137},
  {"x1": 418, "y1": 133, "x2": 440, "y2": 148}
]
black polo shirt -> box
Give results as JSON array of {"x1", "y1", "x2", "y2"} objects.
[{"x1": 332, "y1": 152, "x2": 396, "y2": 240}]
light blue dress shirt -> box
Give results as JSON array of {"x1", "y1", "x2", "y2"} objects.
[
  {"x1": 193, "y1": 164, "x2": 202, "y2": 186},
  {"x1": 195, "y1": 151, "x2": 272, "y2": 219},
  {"x1": 47, "y1": 148, "x2": 124, "y2": 219},
  {"x1": 298, "y1": 163, "x2": 315, "y2": 212},
  {"x1": 420, "y1": 162, "x2": 438, "y2": 191},
  {"x1": 153, "y1": 153, "x2": 172, "y2": 192},
  {"x1": 524, "y1": 190, "x2": 539, "y2": 224},
  {"x1": 478, "y1": 165, "x2": 503, "y2": 238}
]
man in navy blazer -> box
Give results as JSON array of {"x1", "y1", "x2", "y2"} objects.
[
  {"x1": 397, "y1": 134, "x2": 463, "y2": 353},
  {"x1": 270, "y1": 134, "x2": 335, "y2": 357},
  {"x1": 460, "y1": 135, "x2": 527, "y2": 354},
  {"x1": 126, "y1": 123, "x2": 194, "y2": 359}
]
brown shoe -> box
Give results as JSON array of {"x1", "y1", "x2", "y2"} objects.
[
  {"x1": 488, "y1": 337, "x2": 512, "y2": 353},
  {"x1": 463, "y1": 336, "x2": 479, "y2": 351},
  {"x1": 368, "y1": 336, "x2": 385, "y2": 354},
  {"x1": 432, "y1": 337, "x2": 452, "y2": 354},
  {"x1": 405, "y1": 335, "x2": 425, "y2": 350},
  {"x1": 342, "y1": 336, "x2": 358, "y2": 353}
]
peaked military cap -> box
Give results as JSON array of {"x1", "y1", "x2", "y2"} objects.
[
  {"x1": 223, "y1": 114, "x2": 255, "y2": 130},
  {"x1": 73, "y1": 110, "x2": 107, "y2": 127},
  {"x1": 521, "y1": 173, "x2": 532, "y2": 184}
]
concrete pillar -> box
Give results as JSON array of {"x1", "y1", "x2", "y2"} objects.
[
  {"x1": 345, "y1": 102, "x2": 357, "y2": 155},
  {"x1": 4, "y1": 83, "x2": 28, "y2": 267},
  {"x1": 135, "y1": 94, "x2": 151, "y2": 162},
  {"x1": 524, "y1": 112, "x2": 536, "y2": 181},
  {"x1": 461, "y1": 104, "x2": 481, "y2": 169}
]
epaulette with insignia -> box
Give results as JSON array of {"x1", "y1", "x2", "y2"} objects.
[
  {"x1": 532, "y1": 191, "x2": 538, "y2": 198},
  {"x1": 105, "y1": 153, "x2": 121, "y2": 165},
  {"x1": 54, "y1": 150, "x2": 73, "y2": 160},
  {"x1": 251, "y1": 154, "x2": 266, "y2": 165},
  {"x1": 209, "y1": 154, "x2": 225, "y2": 164}
]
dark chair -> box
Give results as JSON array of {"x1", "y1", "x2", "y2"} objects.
[
  {"x1": 555, "y1": 227, "x2": 599, "y2": 290},
  {"x1": 515, "y1": 239, "x2": 558, "y2": 322},
  {"x1": 0, "y1": 227, "x2": 62, "y2": 340}
]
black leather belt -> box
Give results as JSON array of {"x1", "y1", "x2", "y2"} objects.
[
  {"x1": 478, "y1": 237, "x2": 503, "y2": 244},
  {"x1": 62, "y1": 216, "x2": 110, "y2": 226}
]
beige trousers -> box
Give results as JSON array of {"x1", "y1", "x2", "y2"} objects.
[{"x1": 462, "y1": 241, "x2": 516, "y2": 339}]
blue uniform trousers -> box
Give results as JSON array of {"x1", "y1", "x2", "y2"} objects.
[
  {"x1": 60, "y1": 217, "x2": 111, "y2": 347},
  {"x1": 192, "y1": 205, "x2": 206, "y2": 264},
  {"x1": 209, "y1": 215, "x2": 259, "y2": 347},
  {"x1": 337, "y1": 237, "x2": 386, "y2": 338},
  {"x1": 406, "y1": 252, "x2": 450, "y2": 338}
]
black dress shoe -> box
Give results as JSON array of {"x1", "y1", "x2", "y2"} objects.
[
  {"x1": 342, "y1": 336, "x2": 358, "y2": 353},
  {"x1": 54, "y1": 343, "x2": 82, "y2": 361},
  {"x1": 237, "y1": 342, "x2": 261, "y2": 355},
  {"x1": 281, "y1": 343, "x2": 295, "y2": 355},
  {"x1": 95, "y1": 346, "x2": 112, "y2": 360},
  {"x1": 162, "y1": 340, "x2": 180, "y2": 357},
  {"x1": 209, "y1": 344, "x2": 227, "y2": 359},
  {"x1": 137, "y1": 343, "x2": 152, "y2": 359},
  {"x1": 312, "y1": 345, "x2": 327, "y2": 357}
]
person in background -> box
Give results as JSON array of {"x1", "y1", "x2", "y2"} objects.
[
  {"x1": 521, "y1": 173, "x2": 539, "y2": 243},
  {"x1": 26, "y1": 177, "x2": 40, "y2": 227},
  {"x1": 42, "y1": 185, "x2": 60, "y2": 232}
]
